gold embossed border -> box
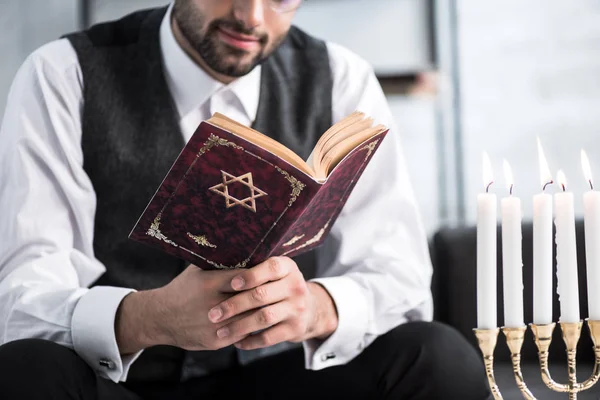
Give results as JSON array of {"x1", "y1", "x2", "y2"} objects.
[
  {"x1": 146, "y1": 133, "x2": 306, "y2": 269},
  {"x1": 187, "y1": 232, "x2": 216, "y2": 248}
]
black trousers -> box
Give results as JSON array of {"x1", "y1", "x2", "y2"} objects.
[{"x1": 0, "y1": 321, "x2": 491, "y2": 400}]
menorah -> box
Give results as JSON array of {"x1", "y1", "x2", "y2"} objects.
[{"x1": 474, "y1": 319, "x2": 600, "y2": 399}]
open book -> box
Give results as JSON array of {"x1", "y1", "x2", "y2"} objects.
[
  {"x1": 129, "y1": 112, "x2": 388, "y2": 270},
  {"x1": 209, "y1": 111, "x2": 387, "y2": 180}
]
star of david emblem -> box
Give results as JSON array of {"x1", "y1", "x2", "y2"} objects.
[{"x1": 209, "y1": 170, "x2": 267, "y2": 212}]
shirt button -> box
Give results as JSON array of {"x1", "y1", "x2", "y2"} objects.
[
  {"x1": 320, "y1": 352, "x2": 336, "y2": 362},
  {"x1": 99, "y1": 359, "x2": 115, "y2": 370}
]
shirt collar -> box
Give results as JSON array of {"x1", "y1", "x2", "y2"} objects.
[{"x1": 159, "y1": 3, "x2": 261, "y2": 120}]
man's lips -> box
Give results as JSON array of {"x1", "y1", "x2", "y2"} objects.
[{"x1": 217, "y1": 27, "x2": 261, "y2": 50}]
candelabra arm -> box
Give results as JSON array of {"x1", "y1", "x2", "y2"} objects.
[
  {"x1": 531, "y1": 323, "x2": 569, "y2": 392},
  {"x1": 579, "y1": 347, "x2": 600, "y2": 391},
  {"x1": 474, "y1": 328, "x2": 503, "y2": 400},
  {"x1": 502, "y1": 326, "x2": 536, "y2": 399},
  {"x1": 579, "y1": 320, "x2": 600, "y2": 391},
  {"x1": 560, "y1": 321, "x2": 583, "y2": 399}
]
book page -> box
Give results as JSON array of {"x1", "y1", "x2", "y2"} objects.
[
  {"x1": 310, "y1": 112, "x2": 364, "y2": 172},
  {"x1": 207, "y1": 112, "x2": 386, "y2": 182},
  {"x1": 207, "y1": 113, "x2": 316, "y2": 177},
  {"x1": 311, "y1": 113, "x2": 386, "y2": 180},
  {"x1": 320, "y1": 125, "x2": 386, "y2": 176},
  {"x1": 321, "y1": 117, "x2": 374, "y2": 155}
]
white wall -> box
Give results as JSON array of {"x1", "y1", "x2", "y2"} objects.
[
  {"x1": 293, "y1": 0, "x2": 433, "y2": 75},
  {"x1": 458, "y1": 0, "x2": 600, "y2": 224},
  {"x1": 0, "y1": 0, "x2": 80, "y2": 120},
  {"x1": 388, "y1": 96, "x2": 439, "y2": 234},
  {"x1": 91, "y1": 0, "x2": 167, "y2": 24}
]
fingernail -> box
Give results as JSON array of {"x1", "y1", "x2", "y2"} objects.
[
  {"x1": 217, "y1": 327, "x2": 229, "y2": 338},
  {"x1": 208, "y1": 307, "x2": 223, "y2": 322},
  {"x1": 232, "y1": 276, "x2": 245, "y2": 290}
]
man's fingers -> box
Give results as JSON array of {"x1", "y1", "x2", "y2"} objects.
[
  {"x1": 209, "y1": 279, "x2": 288, "y2": 322},
  {"x1": 199, "y1": 268, "x2": 243, "y2": 294},
  {"x1": 211, "y1": 310, "x2": 253, "y2": 349},
  {"x1": 225, "y1": 257, "x2": 293, "y2": 292},
  {"x1": 215, "y1": 301, "x2": 290, "y2": 341},
  {"x1": 233, "y1": 323, "x2": 294, "y2": 350}
]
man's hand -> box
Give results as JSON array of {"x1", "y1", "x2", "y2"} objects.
[
  {"x1": 206, "y1": 257, "x2": 339, "y2": 350},
  {"x1": 116, "y1": 265, "x2": 253, "y2": 354}
]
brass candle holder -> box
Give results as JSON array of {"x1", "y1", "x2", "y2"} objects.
[{"x1": 474, "y1": 319, "x2": 600, "y2": 399}]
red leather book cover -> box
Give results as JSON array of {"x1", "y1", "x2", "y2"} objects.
[{"x1": 129, "y1": 119, "x2": 387, "y2": 270}]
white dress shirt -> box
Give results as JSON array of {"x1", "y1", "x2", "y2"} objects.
[{"x1": 0, "y1": 4, "x2": 433, "y2": 383}]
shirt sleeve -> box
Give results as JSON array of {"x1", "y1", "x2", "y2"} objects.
[
  {"x1": 0, "y1": 39, "x2": 142, "y2": 382},
  {"x1": 301, "y1": 42, "x2": 434, "y2": 370}
]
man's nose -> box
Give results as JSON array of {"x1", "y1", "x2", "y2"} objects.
[{"x1": 233, "y1": 0, "x2": 265, "y2": 30}]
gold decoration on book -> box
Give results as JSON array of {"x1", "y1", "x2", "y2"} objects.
[
  {"x1": 209, "y1": 170, "x2": 268, "y2": 212},
  {"x1": 362, "y1": 139, "x2": 380, "y2": 161},
  {"x1": 274, "y1": 166, "x2": 305, "y2": 207},
  {"x1": 187, "y1": 232, "x2": 217, "y2": 248},
  {"x1": 146, "y1": 214, "x2": 178, "y2": 247},
  {"x1": 198, "y1": 133, "x2": 243, "y2": 157},
  {"x1": 282, "y1": 221, "x2": 330, "y2": 256},
  {"x1": 205, "y1": 258, "x2": 250, "y2": 270},
  {"x1": 283, "y1": 234, "x2": 305, "y2": 247}
]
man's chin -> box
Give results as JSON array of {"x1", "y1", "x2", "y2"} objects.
[
  {"x1": 223, "y1": 66, "x2": 256, "y2": 78},
  {"x1": 201, "y1": 42, "x2": 263, "y2": 77},
  {"x1": 216, "y1": 58, "x2": 259, "y2": 77}
]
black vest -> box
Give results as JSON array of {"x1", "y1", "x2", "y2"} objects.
[{"x1": 64, "y1": 7, "x2": 332, "y2": 382}]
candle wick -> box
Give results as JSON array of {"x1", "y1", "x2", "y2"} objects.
[
  {"x1": 590, "y1": 179, "x2": 594, "y2": 191},
  {"x1": 486, "y1": 181, "x2": 493, "y2": 193},
  {"x1": 542, "y1": 180, "x2": 553, "y2": 191},
  {"x1": 509, "y1": 184, "x2": 513, "y2": 196},
  {"x1": 561, "y1": 183, "x2": 566, "y2": 192}
]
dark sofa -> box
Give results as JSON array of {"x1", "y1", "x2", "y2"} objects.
[{"x1": 432, "y1": 221, "x2": 600, "y2": 399}]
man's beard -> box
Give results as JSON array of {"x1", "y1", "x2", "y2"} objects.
[{"x1": 173, "y1": 2, "x2": 285, "y2": 77}]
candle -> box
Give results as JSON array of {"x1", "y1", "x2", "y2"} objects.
[
  {"x1": 477, "y1": 152, "x2": 497, "y2": 329},
  {"x1": 555, "y1": 170, "x2": 580, "y2": 323},
  {"x1": 533, "y1": 138, "x2": 554, "y2": 325},
  {"x1": 501, "y1": 160, "x2": 524, "y2": 327},
  {"x1": 582, "y1": 149, "x2": 600, "y2": 320}
]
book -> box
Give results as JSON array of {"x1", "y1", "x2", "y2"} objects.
[{"x1": 129, "y1": 112, "x2": 388, "y2": 270}]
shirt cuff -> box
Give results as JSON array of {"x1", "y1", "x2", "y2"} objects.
[
  {"x1": 71, "y1": 286, "x2": 143, "y2": 382},
  {"x1": 302, "y1": 276, "x2": 368, "y2": 370}
]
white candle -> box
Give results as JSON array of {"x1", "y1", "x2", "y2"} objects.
[
  {"x1": 582, "y1": 150, "x2": 600, "y2": 320},
  {"x1": 477, "y1": 152, "x2": 497, "y2": 329},
  {"x1": 501, "y1": 160, "x2": 524, "y2": 327},
  {"x1": 555, "y1": 170, "x2": 580, "y2": 323},
  {"x1": 533, "y1": 138, "x2": 554, "y2": 325}
]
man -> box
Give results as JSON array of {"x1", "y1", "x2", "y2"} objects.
[{"x1": 0, "y1": 1, "x2": 490, "y2": 399}]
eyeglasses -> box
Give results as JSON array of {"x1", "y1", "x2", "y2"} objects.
[
  {"x1": 268, "y1": 0, "x2": 303, "y2": 13},
  {"x1": 232, "y1": 0, "x2": 303, "y2": 16}
]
